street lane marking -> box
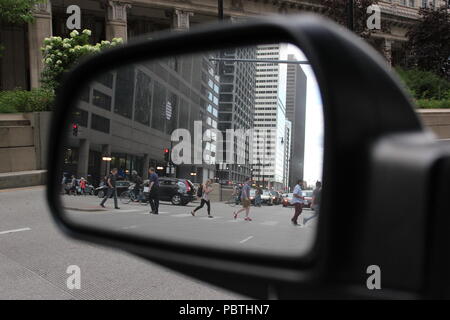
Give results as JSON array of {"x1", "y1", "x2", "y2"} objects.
[
  {"x1": 0, "y1": 227, "x2": 31, "y2": 235},
  {"x1": 260, "y1": 221, "x2": 279, "y2": 226},
  {"x1": 171, "y1": 213, "x2": 192, "y2": 218},
  {"x1": 239, "y1": 236, "x2": 254, "y2": 244},
  {"x1": 199, "y1": 216, "x2": 223, "y2": 220}
]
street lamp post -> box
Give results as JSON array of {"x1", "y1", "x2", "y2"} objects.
[
  {"x1": 347, "y1": 0, "x2": 354, "y2": 31},
  {"x1": 102, "y1": 156, "x2": 112, "y2": 177}
]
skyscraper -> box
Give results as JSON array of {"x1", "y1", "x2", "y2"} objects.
[
  {"x1": 252, "y1": 44, "x2": 289, "y2": 190},
  {"x1": 286, "y1": 54, "x2": 307, "y2": 188},
  {"x1": 217, "y1": 46, "x2": 257, "y2": 184}
]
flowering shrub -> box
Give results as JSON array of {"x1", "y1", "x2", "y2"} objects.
[
  {"x1": 40, "y1": 29, "x2": 123, "y2": 91},
  {"x1": 0, "y1": 88, "x2": 54, "y2": 113}
]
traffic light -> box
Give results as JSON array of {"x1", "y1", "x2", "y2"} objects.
[
  {"x1": 164, "y1": 148, "x2": 170, "y2": 162},
  {"x1": 72, "y1": 124, "x2": 78, "y2": 137}
]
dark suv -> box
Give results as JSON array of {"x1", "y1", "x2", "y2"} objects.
[{"x1": 143, "y1": 178, "x2": 196, "y2": 206}]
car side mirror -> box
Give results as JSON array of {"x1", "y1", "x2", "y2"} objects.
[{"x1": 47, "y1": 14, "x2": 450, "y2": 299}]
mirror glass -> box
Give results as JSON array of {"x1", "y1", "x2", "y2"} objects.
[{"x1": 59, "y1": 42, "x2": 324, "y2": 257}]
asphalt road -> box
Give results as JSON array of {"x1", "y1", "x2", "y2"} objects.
[
  {"x1": 0, "y1": 186, "x2": 249, "y2": 300},
  {"x1": 62, "y1": 193, "x2": 318, "y2": 257}
]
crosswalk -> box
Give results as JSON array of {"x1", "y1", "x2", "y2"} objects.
[{"x1": 68, "y1": 206, "x2": 318, "y2": 228}]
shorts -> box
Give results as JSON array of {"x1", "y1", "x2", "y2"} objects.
[{"x1": 242, "y1": 199, "x2": 251, "y2": 208}]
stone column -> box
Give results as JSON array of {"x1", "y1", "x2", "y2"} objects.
[
  {"x1": 142, "y1": 153, "x2": 150, "y2": 178},
  {"x1": 168, "y1": 9, "x2": 194, "y2": 31},
  {"x1": 77, "y1": 139, "x2": 90, "y2": 179},
  {"x1": 383, "y1": 39, "x2": 393, "y2": 67},
  {"x1": 105, "y1": 0, "x2": 131, "y2": 41},
  {"x1": 28, "y1": 0, "x2": 52, "y2": 89}
]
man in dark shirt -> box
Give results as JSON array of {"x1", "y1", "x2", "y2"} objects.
[
  {"x1": 100, "y1": 168, "x2": 120, "y2": 209},
  {"x1": 305, "y1": 181, "x2": 322, "y2": 225},
  {"x1": 148, "y1": 167, "x2": 160, "y2": 215}
]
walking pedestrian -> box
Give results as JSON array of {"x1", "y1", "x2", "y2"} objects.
[
  {"x1": 304, "y1": 181, "x2": 322, "y2": 225},
  {"x1": 70, "y1": 175, "x2": 77, "y2": 195},
  {"x1": 147, "y1": 167, "x2": 160, "y2": 215},
  {"x1": 100, "y1": 168, "x2": 120, "y2": 209},
  {"x1": 233, "y1": 177, "x2": 253, "y2": 221},
  {"x1": 291, "y1": 179, "x2": 305, "y2": 226},
  {"x1": 79, "y1": 177, "x2": 86, "y2": 195},
  {"x1": 254, "y1": 187, "x2": 262, "y2": 207},
  {"x1": 191, "y1": 179, "x2": 213, "y2": 218},
  {"x1": 131, "y1": 170, "x2": 143, "y2": 200}
]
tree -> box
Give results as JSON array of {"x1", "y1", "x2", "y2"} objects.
[
  {"x1": 406, "y1": 6, "x2": 450, "y2": 78},
  {"x1": 40, "y1": 29, "x2": 123, "y2": 91},
  {"x1": 0, "y1": 0, "x2": 42, "y2": 24}
]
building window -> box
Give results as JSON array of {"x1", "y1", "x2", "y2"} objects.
[
  {"x1": 151, "y1": 81, "x2": 167, "y2": 132},
  {"x1": 72, "y1": 108, "x2": 88, "y2": 127},
  {"x1": 114, "y1": 66, "x2": 135, "y2": 119},
  {"x1": 91, "y1": 113, "x2": 110, "y2": 134},
  {"x1": 92, "y1": 90, "x2": 111, "y2": 111},
  {"x1": 96, "y1": 72, "x2": 114, "y2": 88},
  {"x1": 134, "y1": 70, "x2": 152, "y2": 126},
  {"x1": 165, "y1": 92, "x2": 178, "y2": 134}
]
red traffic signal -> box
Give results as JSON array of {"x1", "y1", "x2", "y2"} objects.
[
  {"x1": 164, "y1": 148, "x2": 170, "y2": 162},
  {"x1": 72, "y1": 124, "x2": 78, "y2": 136}
]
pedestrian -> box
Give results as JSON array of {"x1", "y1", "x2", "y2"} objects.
[
  {"x1": 291, "y1": 179, "x2": 305, "y2": 226},
  {"x1": 255, "y1": 187, "x2": 262, "y2": 207},
  {"x1": 233, "y1": 177, "x2": 253, "y2": 221},
  {"x1": 131, "y1": 170, "x2": 143, "y2": 200},
  {"x1": 147, "y1": 167, "x2": 160, "y2": 215},
  {"x1": 191, "y1": 179, "x2": 213, "y2": 218},
  {"x1": 79, "y1": 177, "x2": 86, "y2": 195},
  {"x1": 70, "y1": 175, "x2": 77, "y2": 195},
  {"x1": 305, "y1": 181, "x2": 322, "y2": 225},
  {"x1": 100, "y1": 168, "x2": 120, "y2": 209}
]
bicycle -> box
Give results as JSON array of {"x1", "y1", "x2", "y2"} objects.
[
  {"x1": 120, "y1": 187, "x2": 147, "y2": 205},
  {"x1": 225, "y1": 195, "x2": 240, "y2": 207}
]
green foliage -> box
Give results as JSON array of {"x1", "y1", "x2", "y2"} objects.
[
  {"x1": 395, "y1": 67, "x2": 450, "y2": 101},
  {"x1": 0, "y1": 0, "x2": 42, "y2": 24},
  {"x1": 416, "y1": 99, "x2": 450, "y2": 109},
  {"x1": 406, "y1": 6, "x2": 450, "y2": 78},
  {"x1": 40, "y1": 29, "x2": 123, "y2": 91},
  {"x1": 0, "y1": 88, "x2": 54, "y2": 113}
]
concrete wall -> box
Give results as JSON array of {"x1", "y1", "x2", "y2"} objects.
[
  {"x1": 23, "y1": 112, "x2": 52, "y2": 170},
  {"x1": 0, "y1": 170, "x2": 47, "y2": 189},
  {"x1": 417, "y1": 109, "x2": 450, "y2": 140}
]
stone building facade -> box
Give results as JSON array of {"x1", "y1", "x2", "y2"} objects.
[{"x1": 1, "y1": 0, "x2": 448, "y2": 91}]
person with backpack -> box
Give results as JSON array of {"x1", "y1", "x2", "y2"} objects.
[{"x1": 191, "y1": 179, "x2": 213, "y2": 218}]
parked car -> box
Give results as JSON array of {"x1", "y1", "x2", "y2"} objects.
[
  {"x1": 302, "y1": 190, "x2": 314, "y2": 208},
  {"x1": 270, "y1": 190, "x2": 282, "y2": 205},
  {"x1": 282, "y1": 193, "x2": 294, "y2": 207},
  {"x1": 261, "y1": 190, "x2": 274, "y2": 205},
  {"x1": 96, "y1": 180, "x2": 131, "y2": 198},
  {"x1": 143, "y1": 178, "x2": 195, "y2": 205}
]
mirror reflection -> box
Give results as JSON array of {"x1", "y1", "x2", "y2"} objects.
[{"x1": 60, "y1": 43, "x2": 324, "y2": 257}]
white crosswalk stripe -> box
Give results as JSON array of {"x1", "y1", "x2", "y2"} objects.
[
  {"x1": 260, "y1": 221, "x2": 279, "y2": 226},
  {"x1": 198, "y1": 216, "x2": 223, "y2": 220},
  {"x1": 171, "y1": 213, "x2": 192, "y2": 218}
]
